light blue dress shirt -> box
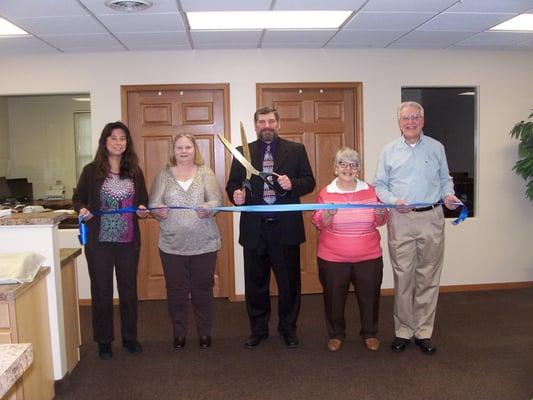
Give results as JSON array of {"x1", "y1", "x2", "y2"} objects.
[{"x1": 373, "y1": 132, "x2": 455, "y2": 205}]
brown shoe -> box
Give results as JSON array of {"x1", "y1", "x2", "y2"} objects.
[
  {"x1": 327, "y1": 338, "x2": 342, "y2": 352},
  {"x1": 364, "y1": 337, "x2": 380, "y2": 351}
]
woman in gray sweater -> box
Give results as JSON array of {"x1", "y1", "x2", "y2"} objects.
[{"x1": 149, "y1": 133, "x2": 222, "y2": 350}]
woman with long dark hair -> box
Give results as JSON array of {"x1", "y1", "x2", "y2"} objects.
[{"x1": 73, "y1": 121, "x2": 148, "y2": 360}]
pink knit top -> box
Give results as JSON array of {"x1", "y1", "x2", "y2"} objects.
[{"x1": 311, "y1": 179, "x2": 388, "y2": 263}]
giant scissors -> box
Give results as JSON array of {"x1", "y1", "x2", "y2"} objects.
[{"x1": 217, "y1": 123, "x2": 286, "y2": 196}]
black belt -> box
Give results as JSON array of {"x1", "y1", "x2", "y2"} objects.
[
  {"x1": 261, "y1": 217, "x2": 279, "y2": 224},
  {"x1": 413, "y1": 204, "x2": 441, "y2": 212}
]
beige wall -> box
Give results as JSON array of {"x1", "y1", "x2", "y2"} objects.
[
  {"x1": 0, "y1": 48, "x2": 532, "y2": 295},
  {"x1": 0, "y1": 97, "x2": 8, "y2": 176},
  {"x1": 6, "y1": 95, "x2": 90, "y2": 199}
]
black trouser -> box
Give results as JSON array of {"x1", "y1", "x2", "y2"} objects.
[
  {"x1": 243, "y1": 220, "x2": 301, "y2": 336},
  {"x1": 85, "y1": 242, "x2": 139, "y2": 344},
  {"x1": 159, "y1": 250, "x2": 217, "y2": 338},
  {"x1": 318, "y1": 257, "x2": 383, "y2": 340}
]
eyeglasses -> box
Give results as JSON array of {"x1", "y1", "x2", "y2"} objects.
[
  {"x1": 400, "y1": 114, "x2": 422, "y2": 122},
  {"x1": 338, "y1": 161, "x2": 358, "y2": 170}
]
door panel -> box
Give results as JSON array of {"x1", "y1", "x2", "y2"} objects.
[
  {"x1": 258, "y1": 83, "x2": 363, "y2": 294},
  {"x1": 123, "y1": 84, "x2": 233, "y2": 300}
]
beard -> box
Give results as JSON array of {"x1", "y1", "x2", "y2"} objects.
[{"x1": 259, "y1": 128, "x2": 278, "y2": 142}]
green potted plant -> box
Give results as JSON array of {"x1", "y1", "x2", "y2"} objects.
[{"x1": 510, "y1": 111, "x2": 533, "y2": 201}]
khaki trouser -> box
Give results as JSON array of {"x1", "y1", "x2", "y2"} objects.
[{"x1": 388, "y1": 206, "x2": 445, "y2": 339}]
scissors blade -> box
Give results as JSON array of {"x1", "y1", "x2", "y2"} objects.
[
  {"x1": 240, "y1": 121, "x2": 252, "y2": 181},
  {"x1": 217, "y1": 133, "x2": 262, "y2": 177}
]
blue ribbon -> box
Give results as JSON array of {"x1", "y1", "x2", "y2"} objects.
[{"x1": 77, "y1": 201, "x2": 467, "y2": 245}]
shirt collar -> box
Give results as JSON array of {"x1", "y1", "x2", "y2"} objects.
[
  {"x1": 401, "y1": 131, "x2": 424, "y2": 147},
  {"x1": 326, "y1": 178, "x2": 369, "y2": 194}
]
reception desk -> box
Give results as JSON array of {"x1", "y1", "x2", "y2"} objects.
[{"x1": 0, "y1": 212, "x2": 70, "y2": 385}]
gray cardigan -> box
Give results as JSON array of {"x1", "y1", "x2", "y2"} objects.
[{"x1": 149, "y1": 165, "x2": 222, "y2": 255}]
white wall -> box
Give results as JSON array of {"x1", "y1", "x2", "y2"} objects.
[
  {"x1": 0, "y1": 97, "x2": 9, "y2": 176},
  {"x1": 6, "y1": 95, "x2": 90, "y2": 199},
  {"x1": 0, "y1": 48, "x2": 532, "y2": 297}
]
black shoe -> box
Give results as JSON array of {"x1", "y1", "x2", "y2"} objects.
[
  {"x1": 122, "y1": 339, "x2": 142, "y2": 354},
  {"x1": 391, "y1": 337, "x2": 411, "y2": 353},
  {"x1": 173, "y1": 336, "x2": 186, "y2": 350},
  {"x1": 244, "y1": 333, "x2": 268, "y2": 349},
  {"x1": 415, "y1": 338, "x2": 437, "y2": 355},
  {"x1": 199, "y1": 336, "x2": 212, "y2": 350},
  {"x1": 98, "y1": 343, "x2": 112, "y2": 360},
  {"x1": 281, "y1": 332, "x2": 299, "y2": 349}
]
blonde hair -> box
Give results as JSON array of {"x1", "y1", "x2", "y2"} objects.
[{"x1": 169, "y1": 133, "x2": 204, "y2": 166}]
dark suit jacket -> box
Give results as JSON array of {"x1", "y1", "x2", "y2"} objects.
[{"x1": 226, "y1": 137, "x2": 315, "y2": 248}]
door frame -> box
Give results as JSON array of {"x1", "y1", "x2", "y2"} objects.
[
  {"x1": 120, "y1": 83, "x2": 237, "y2": 301},
  {"x1": 256, "y1": 82, "x2": 364, "y2": 177}
]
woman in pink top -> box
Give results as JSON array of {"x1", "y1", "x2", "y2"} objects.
[{"x1": 312, "y1": 148, "x2": 388, "y2": 352}]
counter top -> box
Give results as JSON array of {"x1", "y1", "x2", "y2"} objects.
[
  {"x1": 60, "y1": 248, "x2": 82, "y2": 268},
  {"x1": 0, "y1": 344, "x2": 33, "y2": 398},
  {"x1": 0, "y1": 267, "x2": 50, "y2": 302},
  {"x1": 0, "y1": 211, "x2": 69, "y2": 226}
]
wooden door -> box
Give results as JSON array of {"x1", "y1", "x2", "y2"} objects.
[
  {"x1": 122, "y1": 84, "x2": 234, "y2": 300},
  {"x1": 257, "y1": 83, "x2": 363, "y2": 294}
]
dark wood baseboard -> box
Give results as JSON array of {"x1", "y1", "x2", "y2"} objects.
[{"x1": 78, "y1": 281, "x2": 533, "y2": 305}]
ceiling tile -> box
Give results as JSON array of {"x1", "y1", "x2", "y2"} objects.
[
  {"x1": 516, "y1": 38, "x2": 533, "y2": 49},
  {"x1": 0, "y1": 0, "x2": 87, "y2": 18},
  {"x1": 116, "y1": 31, "x2": 189, "y2": 47},
  {"x1": 0, "y1": 35, "x2": 56, "y2": 51},
  {"x1": 392, "y1": 30, "x2": 474, "y2": 45},
  {"x1": 419, "y1": 12, "x2": 516, "y2": 31},
  {"x1": 180, "y1": 0, "x2": 271, "y2": 12},
  {"x1": 274, "y1": 0, "x2": 367, "y2": 10},
  {"x1": 79, "y1": 0, "x2": 179, "y2": 15},
  {"x1": 344, "y1": 11, "x2": 433, "y2": 30},
  {"x1": 362, "y1": 0, "x2": 458, "y2": 13},
  {"x1": 191, "y1": 30, "x2": 262, "y2": 49},
  {"x1": 446, "y1": 0, "x2": 533, "y2": 13},
  {"x1": 11, "y1": 15, "x2": 106, "y2": 35},
  {"x1": 127, "y1": 44, "x2": 192, "y2": 51},
  {"x1": 41, "y1": 33, "x2": 120, "y2": 48},
  {"x1": 97, "y1": 13, "x2": 185, "y2": 33},
  {"x1": 453, "y1": 31, "x2": 533, "y2": 47},
  {"x1": 61, "y1": 46, "x2": 126, "y2": 53},
  {"x1": 262, "y1": 30, "x2": 335, "y2": 46},
  {"x1": 327, "y1": 30, "x2": 406, "y2": 47}
]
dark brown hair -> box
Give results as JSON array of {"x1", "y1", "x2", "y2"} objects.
[
  {"x1": 254, "y1": 106, "x2": 280, "y2": 123},
  {"x1": 93, "y1": 121, "x2": 140, "y2": 181}
]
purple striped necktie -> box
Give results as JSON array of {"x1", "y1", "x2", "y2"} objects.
[{"x1": 263, "y1": 145, "x2": 276, "y2": 204}]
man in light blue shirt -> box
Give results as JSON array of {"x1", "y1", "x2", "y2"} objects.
[{"x1": 374, "y1": 101, "x2": 460, "y2": 355}]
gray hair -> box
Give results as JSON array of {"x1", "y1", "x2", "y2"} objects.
[
  {"x1": 334, "y1": 147, "x2": 361, "y2": 171},
  {"x1": 397, "y1": 101, "x2": 424, "y2": 119}
]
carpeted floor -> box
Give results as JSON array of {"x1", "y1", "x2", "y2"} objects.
[{"x1": 54, "y1": 288, "x2": 533, "y2": 400}]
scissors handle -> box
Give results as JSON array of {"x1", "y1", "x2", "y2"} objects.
[
  {"x1": 242, "y1": 179, "x2": 252, "y2": 193},
  {"x1": 259, "y1": 172, "x2": 287, "y2": 196}
]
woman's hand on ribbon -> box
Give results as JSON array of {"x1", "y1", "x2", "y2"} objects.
[
  {"x1": 136, "y1": 205, "x2": 149, "y2": 218},
  {"x1": 151, "y1": 206, "x2": 169, "y2": 220},
  {"x1": 79, "y1": 207, "x2": 93, "y2": 221},
  {"x1": 196, "y1": 203, "x2": 213, "y2": 219}
]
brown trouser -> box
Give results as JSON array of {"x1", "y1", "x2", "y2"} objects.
[
  {"x1": 159, "y1": 250, "x2": 217, "y2": 337},
  {"x1": 388, "y1": 206, "x2": 445, "y2": 340},
  {"x1": 318, "y1": 256, "x2": 383, "y2": 340}
]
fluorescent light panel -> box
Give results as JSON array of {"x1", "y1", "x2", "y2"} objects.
[
  {"x1": 490, "y1": 13, "x2": 533, "y2": 31},
  {"x1": 0, "y1": 17, "x2": 29, "y2": 36},
  {"x1": 187, "y1": 11, "x2": 352, "y2": 30}
]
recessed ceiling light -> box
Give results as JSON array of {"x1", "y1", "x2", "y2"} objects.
[
  {"x1": 0, "y1": 17, "x2": 29, "y2": 36},
  {"x1": 187, "y1": 11, "x2": 352, "y2": 30},
  {"x1": 490, "y1": 13, "x2": 533, "y2": 31},
  {"x1": 105, "y1": 0, "x2": 153, "y2": 13}
]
